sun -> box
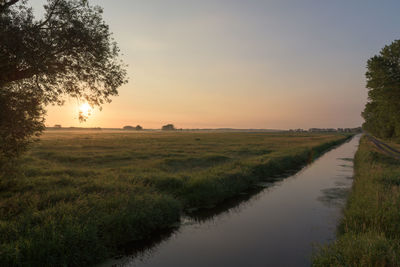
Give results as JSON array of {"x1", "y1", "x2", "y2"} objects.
[{"x1": 79, "y1": 102, "x2": 92, "y2": 119}]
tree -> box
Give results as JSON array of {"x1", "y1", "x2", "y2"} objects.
[
  {"x1": 123, "y1": 125, "x2": 135, "y2": 130},
  {"x1": 362, "y1": 40, "x2": 400, "y2": 139},
  {"x1": 0, "y1": 89, "x2": 45, "y2": 169},
  {"x1": 123, "y1": 125, "x2": 142, "y2": 130},
  {"x1": 161, "y1": 124, "x2": 176, "y2": 131},
  {"x1": 0, "y1": 0, "x2": 127, "y2": 165}
]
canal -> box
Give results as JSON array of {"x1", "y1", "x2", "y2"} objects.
[{"x1": 104, "y1": 135, "x2": 360, "y2": 267}]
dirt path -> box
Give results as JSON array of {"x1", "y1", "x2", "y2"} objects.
[{"x1": 366, "y1": 133, "x2": 400, "y2": 160}]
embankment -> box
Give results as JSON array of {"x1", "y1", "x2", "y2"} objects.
[
  {"x1": 179, "y1": 135, "x2": 353, "y2": 209},
  {"x1": 313, "y1": 136, "x2": 400, "y2": 266}
]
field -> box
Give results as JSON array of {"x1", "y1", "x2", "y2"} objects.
[
  {"x1": 313, "y1": 136, "x2": 400, "y2": 266},
  {"x1": 0, "y1": 131, "x2": 350, "y2": 266}
]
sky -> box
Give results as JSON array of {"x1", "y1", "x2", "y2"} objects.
[{"x1": 31, "y1": 0, "x2": 400, "y2": 129}]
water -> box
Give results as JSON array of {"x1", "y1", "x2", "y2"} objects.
[{"x1": 104, "y1": 135, "x2": 361, "y2": 267}]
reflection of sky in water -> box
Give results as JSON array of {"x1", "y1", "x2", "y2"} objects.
[
  {"x1": 101, "y1": 135, "x2": 361, "y2": 267},
  {"x1": 317, "y1": 187, "x2": 350, "y2": 208}
]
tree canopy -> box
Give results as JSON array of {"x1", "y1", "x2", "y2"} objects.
[
  {"x1": 161, "y1": 124, "x2": 176, "y2": 131},
  {"x1": 0, "y1": 0, "x2": 127, "y2": 164},
  {"x1": 123, "y1": 125, "x2": 143, "y2": 130},
  {"x1": 0, "y1": 0, "x2": 127, "y2": 106},
  {"x1": 362, "y1": 40, "x2": 400, "y2": 139}
]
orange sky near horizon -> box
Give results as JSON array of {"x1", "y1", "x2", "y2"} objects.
[{"x1": 34, "y1": 0, "x2": 400, "y2": 130}]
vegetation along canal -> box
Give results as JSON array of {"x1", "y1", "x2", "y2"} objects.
[{"x1": 104, "y1": 135, "x2": 361, "y2": 267}]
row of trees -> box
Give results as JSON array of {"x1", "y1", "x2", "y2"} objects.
[
  {"x1": 123, "y1": 125, "x2": 143, "y2": 130},
  {"x1": 289, "y1": 128, "x2": 362, "y2": 133},
  {"x1": 123, "y1": 124, "x2": 177, "y2": 131},
  {"x1": 362, "y1": 40, "x2": 400, "y2": 139}
]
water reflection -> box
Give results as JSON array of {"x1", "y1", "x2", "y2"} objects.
[
  {"x1": 317, "y1": 187, "x2": 350, "y2": 208},
  {"x1": 103, "y1": 135, "x2": 361, "y2": 267},
  {"x1": 186, "y1": 187, "x2": 264, "y2": 223}
]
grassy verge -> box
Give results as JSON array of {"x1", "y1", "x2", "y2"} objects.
[
  {"x1": 178, "y1": 136, "x2": 352, "y2": 208},
  {"x1": 313, "y1": 136, "x2": 400, "y2": 266},
  {"x1": 0, "y1": 132, "x2": 350, "y2": 266}
]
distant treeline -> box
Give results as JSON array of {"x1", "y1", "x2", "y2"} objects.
[
  {"x1": 362, "y1": 40, "x2": 400, "y2": 139},
  {"x1": 46, "y1": 126, "x2": 102, "y2": 131},
  {"x1": 46, "y1": 125, "x2": 361, "y2": 133},
  {"x1": 289, "y1": 127, "x2": 362, "y2": 133}
]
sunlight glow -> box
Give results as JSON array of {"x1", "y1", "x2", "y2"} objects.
[{"x1": 79, "y1": 102, "x2": 92, "y2": 119}]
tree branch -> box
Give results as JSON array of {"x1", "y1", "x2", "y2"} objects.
[
  {"x1": 0, "y1": 67, "x2": 36, "y2": 87},
  {"x1": 0, "y1": 62, "x2": 65, "y2": 87},
  {"x1": 0, "y1": 0, "x2": 20, "y2": 12},
  {"x1": 36, "y1": 0, "x2": 61, "y2": 28}
]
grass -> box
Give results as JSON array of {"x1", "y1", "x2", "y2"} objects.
[
  {"x1": 0, "y1": 130, "x2": 350, "y2": 266},
  {"x1": 313, "y1": 136, "x2": 400, "y2": 266}
]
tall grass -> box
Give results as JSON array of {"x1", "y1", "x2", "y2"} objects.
[
  {"x1": 179, "y1": 137, "x2": 351, "y2": 208},
  {"x1": 0, "y1": 131, "x2": 350, "y2": 266},
  {"x1": 313, "y1": 136, "x2": 400, "y2": 266}
]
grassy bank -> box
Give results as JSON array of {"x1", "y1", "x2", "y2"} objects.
[
  {"x1": 313, "y1": 136, "x2": 400, "y2": 266},
  {"x1": 0, "y1": 131, "x2": 350, "y2": 266}
]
